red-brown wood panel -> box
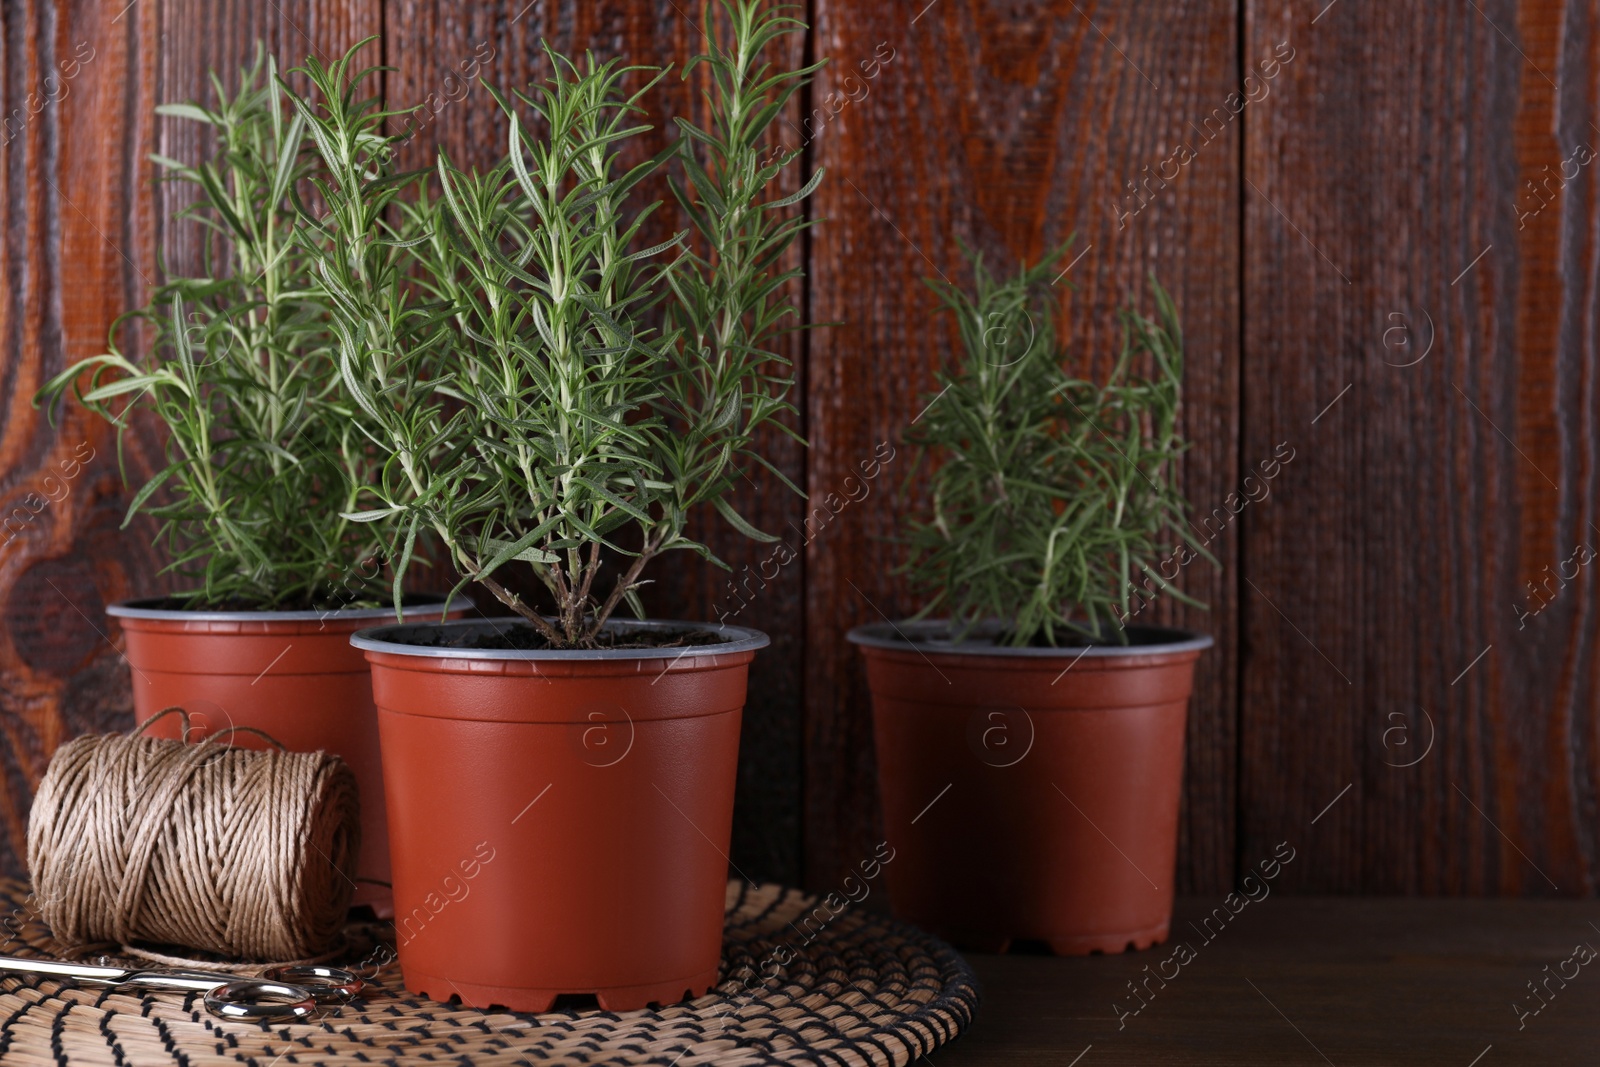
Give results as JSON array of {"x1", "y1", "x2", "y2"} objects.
[
  {"x1": 804, "y1": 0, "x2": 1242, "y2": 895},
  {"x1": 380, "y1": 0, "x2": 810, "y2": 883},
  {"x1": 153, "y1": 0, "x2": 385, "y2": 288},
  {"x1": 1240, "y1": 0, "x2": 1600, "y2": 893},
  {"x1": 0, "y1": 0, "x2": 158, "y2": 878},
  {"x1": 0, "y1": 0, "x2": 379, "y2": 875}
]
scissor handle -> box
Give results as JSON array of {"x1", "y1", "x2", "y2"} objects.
[
  {"x1": 262, "y1": 964, "x2": 364, "y2": 1002},
  {"x1": 203, "y1": 979, "x2": 317, "y2": 1021}
]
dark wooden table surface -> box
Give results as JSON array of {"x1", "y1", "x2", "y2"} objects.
[{"x1": 935, "y1": 898, "x2": 1599, "y2": 1066}]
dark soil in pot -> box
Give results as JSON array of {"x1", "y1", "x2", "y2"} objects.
[{"x1": 390, "y1": 620, "x2": 725, "y2": 652}]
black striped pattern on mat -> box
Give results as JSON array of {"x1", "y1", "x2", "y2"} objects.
[{"x1": 0, "y1": 878, "x2": 980, "y2": 1066}]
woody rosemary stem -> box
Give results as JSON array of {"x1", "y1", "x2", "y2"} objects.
[{"x1": 476, "y1": 574, "x2": 565, "y2": 645}]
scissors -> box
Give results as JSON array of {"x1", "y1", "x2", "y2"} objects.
[{"x1": 0, "y1": 954, "x2": 364, "y2": 1021}]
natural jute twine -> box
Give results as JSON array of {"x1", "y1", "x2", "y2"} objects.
[{"x1": 25, "y1": 709, "x2": 360, "y2": 961}]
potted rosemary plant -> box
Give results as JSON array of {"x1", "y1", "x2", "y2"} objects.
[
  {"x1": 288, "y1": 2, "x2": 820, "y2": 1012},
  {"x1": 848, "y1": 246, "x2": 1213, "y2": 955},
  {"x1": 34, "y1": 48, "x2": 468, "y2": 917}
]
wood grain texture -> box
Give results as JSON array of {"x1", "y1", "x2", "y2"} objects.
[
  {"x1": 0, "y1": 0, "x2": 158, "y2": 880},
  {"x1": 804, "y1": 0, "x2": 1241, "y2": 894},
  {"x1": 939, "y1": 896, "x2": 1600, "y2": 1064},
  {"x1": 1240, "y1": 0, "x2": 1600, "y2": 893},
  {"x1": 380, "y1": 0, "x2": 809, "y2": 883}
]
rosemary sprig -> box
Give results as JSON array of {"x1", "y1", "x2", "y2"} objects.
[
  {"x1": 288, "y1": 0, "x2": 822, "y2": 648},
  {"x1": 35, "y1": 45, "x2": 392, "y2": 610},
  {"x1": 901, "y1": 243, "x2": 1211, "y2": 646}
]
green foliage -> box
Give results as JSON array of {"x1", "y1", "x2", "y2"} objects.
[
  {"x1": 660, "y1": 0, "x2": 822, "y2": 531},
  {"x1": 34, "y1": 46, "x2": 390, "y2": 609},
  {"x1": 900, "y1": 243, "x2": 1209, "y2": 647},
  {"x1": 287, "y1": 0, "x2": 822, "y2": 647}
]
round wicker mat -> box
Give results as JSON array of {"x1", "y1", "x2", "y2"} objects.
[{"x1": 0, "y1": 877, "x2": 978, "y2": 1066}]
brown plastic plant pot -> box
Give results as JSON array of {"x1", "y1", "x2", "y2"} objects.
[
  {"x1": 350, "y1": 616, "x2": 768, "y2": 1014},
  {"x1": 848, "y1": 619, "x2": 1212, "y2": 956},
  {"x1": 106, "y1": 595, "x2": 473, "y2": 918}
]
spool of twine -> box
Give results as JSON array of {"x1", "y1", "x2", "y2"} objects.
[{"x1": 26, "y1": 709, "x2": 361, "y2": 961}]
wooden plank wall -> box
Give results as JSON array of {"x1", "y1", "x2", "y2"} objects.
[
  {"x1": 0, "y1": 0, "x2": 1593, "y2": 898},
  {"x1": 1241, "y1": 0, "x2": 1600, "y2": 894},
  {"x1": 803, "y1": 0, "x2": 1240, "y2": 894}
]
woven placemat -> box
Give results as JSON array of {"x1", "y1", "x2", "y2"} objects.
[{"x1": 0, "y1": 877, "x2": 978, "y2": 1066}]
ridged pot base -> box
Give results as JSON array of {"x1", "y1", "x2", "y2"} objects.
[
  {"x1": 408, "y1": 966, "x2": 721, "y2": 1014},
  {"x1": 966, "y1": 919, "x2": 1172, "y2": 956}
]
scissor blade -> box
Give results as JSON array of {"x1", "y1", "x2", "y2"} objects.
[
  {"x1": 121, "y1": 970, "x2": 235, "y2": 994},
  {"x1": 0, "y1": 954, "x2": 132, "y2": 983}
]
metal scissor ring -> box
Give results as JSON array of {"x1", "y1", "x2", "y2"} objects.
[
  {"x1": 204, "y1": 979, "x2": 318, "y2": 1021},
  {"x1": 263, "y1": 964, "x2": 364, "y2": 1001}
]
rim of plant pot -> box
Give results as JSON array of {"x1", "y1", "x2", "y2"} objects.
[
  {"x1": 106, "y1": 593, "x2": 474, "y2": 623},
  {"x1": 350, "y1": 616, "x2": 771, "y2": 661},
  {"x1": 846, "y1": 619, "x2": 1213, "y2": 657}
]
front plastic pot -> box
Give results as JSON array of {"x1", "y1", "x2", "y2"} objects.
[
  {"x1": 107, "y1": 595, "x2": 471, "y2": 917},
  {"x1": 849, "y1": 620, "x2": 1211, "y2": 955},
  {"x1": 351, "y1": 617, "x2": 768, "y2": 1013}
]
